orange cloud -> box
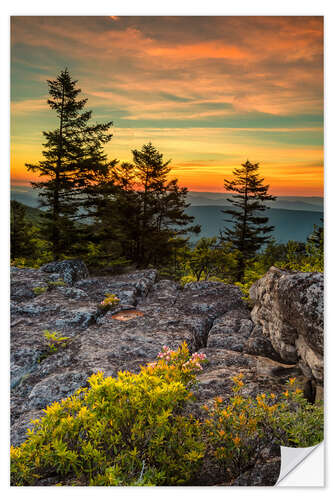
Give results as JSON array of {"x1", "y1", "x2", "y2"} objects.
[
  {"x1": 147, "y1": 41, "x2": 247, "y2": 60},
  {"x1": 11, "y1": 98, "x2": 48, "y2": 115}
]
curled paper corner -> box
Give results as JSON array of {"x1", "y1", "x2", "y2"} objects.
[{"x1": 276, "y1": 442, "x2": 324, "y2": 487}]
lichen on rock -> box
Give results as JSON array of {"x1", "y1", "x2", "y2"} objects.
[{"x1": 250, "y1": 267, "x2": 324, "y2": 384}]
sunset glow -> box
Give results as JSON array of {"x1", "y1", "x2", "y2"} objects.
[{"x1": 11, "y1": 16, "x2": 323, "y2": 196}]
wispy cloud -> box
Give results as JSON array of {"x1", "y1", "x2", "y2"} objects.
[
  {"x1": 11, "y1": 98, "x2": 48, "y2": 115},
  {"x1": 10, "y1": 16, "x2": 323, "y2": 195}
]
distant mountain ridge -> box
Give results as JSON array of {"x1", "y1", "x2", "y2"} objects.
[
  {"x1": 11, "y1": 187, "x2": 323, "y2": 244},
  {"x1": 11, "y1": 188, "x2": 40, "y2": 208},
  {"x1": 186, "y1": 191, "x2": 323, "y2": 212},
  {"x1": 11, "y1": 186, "x2": 324, "y2": 213},
  {"x1": 186, "y1": 205, "x2": 323, "y2": 244}
]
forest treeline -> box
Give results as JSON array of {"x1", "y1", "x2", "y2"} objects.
[{"x1": 11, "y1": 70, "x2": 323, "y2": 290}]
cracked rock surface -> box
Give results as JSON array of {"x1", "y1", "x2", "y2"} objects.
[
  {"x1": 10, "y1": 261, "x2": 324, "y2": 485},
  {"x1": 250, "y1": 267, "x2": 324, "y2": 383}
]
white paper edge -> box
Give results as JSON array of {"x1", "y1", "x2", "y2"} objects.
[{"x1": 276, "y1": 442, "x2": 324, "y2": 486}]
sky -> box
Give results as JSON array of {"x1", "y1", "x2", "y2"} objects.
[{"x1": 10, "y1": 16, "x2": 324, "y2": 196}]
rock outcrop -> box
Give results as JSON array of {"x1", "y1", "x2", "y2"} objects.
[
  {"x1": 10, "y1": 262, "x2": 324, "y2": 485},
  {"x1": 39, "y1": 259, "x2": 89, "y2": 285},
  {"x1": 250, "y1": 267, "x2": 324, "y2": 384}
]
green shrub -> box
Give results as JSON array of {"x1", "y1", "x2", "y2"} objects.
[
  {"x1": 180, "y1": 274, "x2": 226, "y2": 288},
  {"x1": 43, "y1": 330, "x2": 70, "y2": 354},
  {"x1": 179, "y1": 274, "x2": 197, "y2": 287},
  {"x1": 203, "y1": 375, "x2": 324, "y2": 479},
  {"x1": 10, "y1": 343, "x2": 206, "y2": 486},
  {"x1": 234, "y1": 262, "x2": 266, "y2": 303},
  {"x1": 267, "y1": 380, "x2": 324, "y2": 447},
  {"x1": 33, "y1": 287, "x2": 47, "y2": 296},
  {"x1": 11, "y1": 258, "x2": 40, "y2": 269},
  {"x1": 81, "y1": 242, "x2": 131, "y2": 271},
  {"x1": 11, "y1": 250, "x2": 54, "y2": 269},
  {"x1": 47, "y1": 280, "x2": 67, "y2": 288}
]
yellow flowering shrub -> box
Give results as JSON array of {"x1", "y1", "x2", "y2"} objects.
[
  {"x1": 203, "y1": 375, "x2": 324, "y2": 479},
  {"x1": 10, "y1": 347, "x2": 323, "y2": 486},
  {"x1": 98, "y1": 293, "x2": 120, "y2": 311},
  {"x1": 10, "y1": 343, "x2": 205, "y2": 486}
]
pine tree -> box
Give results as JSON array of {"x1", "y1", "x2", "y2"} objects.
[
  {"x1": 88, "y1": 143, "x2": 200, "y2": 268},
  {"x1": 26, "y1": 69, "x2": 114, "y2": 260},
  {"x1": 78, "y1": 165, "x2": 128, "y2": 269},
  {"x1": 221, "y1": 160, "x2": 276, "y2": 281},
  {"x1": 131, "y1": 142, "x2": 170, "y2": 264},
  {"x1": 130, "y1": 143, "x2": 200, "y2": 267},
  {"x1": 307, "y1": 219, "x2": 323, "y2": 249}
]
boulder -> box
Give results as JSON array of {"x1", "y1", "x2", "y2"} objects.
[
  {"x1": 250, "y1": 267, "x2": 324, "y2": 383},
  {"x1": 195, "y1": 348, "x2": 290, "y2": 405},
  {"x1": 233, "y1": 457, "x2": 281, "y2": 486},
  {"x1": 10, "y1": 267, "x2": 49, "y2": 303},
  {"x1": 28, "y1": 371, "x2": 90, "y2": 410},
  {"x1": 40, "y1": 259, "x2": 89, "y2": 285},
  {"x1": 243, "y1": 325, "x2": 286, "y2": 363},
  {"x1": 179, "y1": 281, "x2": 246, "y2": 320}
]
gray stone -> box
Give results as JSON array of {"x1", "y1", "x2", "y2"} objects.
[
  {"x1": 244, "y1": 325, "x2": 285, "y2": 363},
  {"x1": 10, "y1": 348, "x2": 42, "y2": 389},
  {"x1": 54, "y1": 306, "x2": 99, "y2": 329},
  {"x1": 207, "y1": 308, "x2": 253, "y2": 352},
  {"x1": 250, "y1": 267, "x2": 324, "y2": 382},
  {"x1": 178, "y1": 281, "x2": 247, "y2": 322},
  {"x1": 233, "y1": 458, "x2": 281, "y2": 486},
  {"x1": 40, "y1": 259, "x2": 89, "y2": 285},
  {"x1": 28, "y1": 371, "x2": 90, "y2": 409},
  {"x1": 61, "y1": 287, "x2": 89, "y2": 299}
]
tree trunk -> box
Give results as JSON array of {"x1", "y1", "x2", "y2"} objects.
[{"x1": 53, "y1": 84, "x2": 65, "y2": 260}]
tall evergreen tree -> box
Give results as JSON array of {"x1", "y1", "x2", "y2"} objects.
[
  {"x1": 131, "y1": 142, "x2": 171, "y2": 265},
  {"x1": 130, "y1": 142, "x2": 200, "y2": 266},
  {"x1": 221, "y1": 160, "x2": 276, "y2": 280},
  {"x1": 26, "y1": 69, "x2": 114, "y2": 260},
  {"x1": 88, "y1": 143, "x2": 200, "y2": 268},
  {"x1": 78, "y1": 165, "x2": 128, "y2": 268}
]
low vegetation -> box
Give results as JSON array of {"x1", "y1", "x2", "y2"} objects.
[
  {"x1": 204, "y1": 375, "x2": 323, "y2": 480},
  {"x1": 43, "y1": 330, "x2": 70, "y2": 354},
  {"x1": 33, "y1": 287, "x2": 47, "y2": 296},
  {"x1": 47, "y1": 280, "x2": 67, "y2": 288},
  {"x1": 98, "y1": 293, "x2": 120, "y2": 312},
  {"x1": 11, "y1": 343, "x2": 323, "y2": 486}
]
